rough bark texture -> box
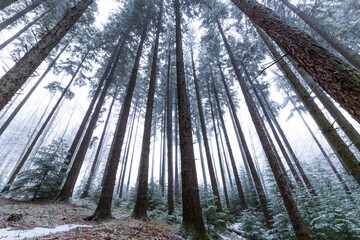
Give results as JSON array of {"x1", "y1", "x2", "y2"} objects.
[
  {"x1": 86, "y1": 27, "x2": 147, "y2": 221},
  {"x1": 0, "y1": 42, "x2": 69, "y2": 136},
  {"x1": 256, "y1": 27, "x2": 360, "y2": 185},
  {"x1": 218, "y1": 19, "x2": 312, "y2": 240},
  {"x1": 0, "y1": 0, "x2": 18, "y2": 10},
  {"x1": 80, "y1": 90, "x2": 117, "y2": 199},
  {"x1": 1, "y1": 52, "x2": 85, "y2": 193},
  {"x1": 0, "y1": 10, "x2": 49, "y2": 51},
  {"x1": 218, "y1": 63, "x2": 273, "y2": 228},
  {"x1": 212, "y1": 79, "x2": 247, "y2": 210},
  {"x1": 230, "y1": 0, "x2": 360, "y2": 124},
  {"x1": 0, "y1": 0, "x2": 93, "y2": 110},
  {"x1": 0, "y1": 0, "x2": 41, "y2": 31},
  {"x1": 292, "y1": 63, "x2": 360, "y2": 153},
  {"x1": 133, "y1": 3, "x2": 163, "y2": 218},
  {"x1": 191, "y1": 49, "x2": 223, "y2": 213},
  {"x1": 57, "y1": 38, "x2": 126, "y2": 201},
  {"x1": 175, "y1": 0, "x2": 207, "y2": 238},
  {"x1": 278, "y1": 0, "x2": 360, "y2": 69}
]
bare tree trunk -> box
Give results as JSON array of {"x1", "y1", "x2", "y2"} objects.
[
  {"x1": 212, "y1": 79, "x2": 247, "y2": 210},
  {"x1": 174, "y1": 0, "x2": 206, "y2": 236},
  {"x1": 217, "y1": 121, "x2": 234, "y2": 188},
  {"x1": 0, "y1": 10, "x2": 49, "y2": 51},
  {"x1": 218, "y1": 19, "x2": 312, "y2": 240},
  {"x1": 0, "y1": 0, "x2": 18, "y2": 10},
  {"x1": 57, "y1": 38, "x2": 127, "y2": 201},
  {"x1": 278, "y1": 0, "x2": 360, "y2": 69},
  {"x1": 218, "y1": 63, "x2": 273, "y2": 228},
  {"x1": 0, "y1": 42, "x2": 69, "y2": 136},
  {"x1": 191, "y1": 48, "x2": 223, "y2": 212},
  {"x1": 0, "y1": 0, "x2": 42, "y2": 31},
  {"x1": 195, "y1": 121, "x2": 208, "y2": 189},
  {"x1": 255, "y1": 26, "x2": 360, "y2": 185},
  {"x1": 85, "y1": 26, "x2": 147, "y2": 221},
  {"x1": 230, "y1": 0, "x2": 360, "y2": 124},
  {"x1": 0, "y1": 0, "x2": 94, "y2": 110},
  {"x1": 174, "y1": 99, "x2": 180, "y2": 204}
]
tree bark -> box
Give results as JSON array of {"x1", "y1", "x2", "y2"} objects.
[
  {"x1": 86, "y1": 26, "x2": 147, "y2": 221},
  {"x1": 218, "y1": 19, "x2": 312, "y2": 240},
  {"x1": 0, "y1": 0, "x2": 93, "y2": 110},
  {"x1": 0, "y1": 0, "x2": 42, "y2": 31},
  {"x1": 174, "y1": 0, "x2": 206, "y2": 237},
  {"x1": 174, "y1": 98, "x2": 180, "y2": 204},
  {"x1": 0, "y1": 10, "x2": 49, "y2": 51},
  {"x1": 278, "y1": 0, "x2": 360, "y2": 69},
  {"x1": 195, "y1": 121, "x2": 208, "y2": 189},
  {"x1": 0, "y1": 0, "x2": 18, "y2": 10},
  {"x1": 255, "y1": 26, "x2": 360, "y2": 185},
  {"x1": 133, "y1": 3, "x2": 163, "y2": 217},
  {"x1": 191, "y1": 48, "x2": 223, "y2": 212},
  {"x1": 218, "y1": 63, "x2": 273, "y2": 228},
  {"x1": 230, "y1": 0, "x2": 360, "y2": 124},
  {"x1": 0, "y1": 42, "x2": 69, "y2": 136},
  {"x1": 57, "y1": 37, "x2": 126, "y2": 201},
  {"x1": 212, "y1": 78, "x2": 247, "y2": 210}
]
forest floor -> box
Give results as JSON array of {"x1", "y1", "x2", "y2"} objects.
[{"x1": 0, "y1": 197, "x2": 183, "y2": 239}]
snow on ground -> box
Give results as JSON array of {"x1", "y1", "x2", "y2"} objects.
[{"x1": 0, "y1": 224, "x2": 91, "y2": 239}]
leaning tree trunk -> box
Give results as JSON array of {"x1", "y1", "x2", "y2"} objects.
[
  {"x1": 0, "y1": 42, "x2": 69, "y2": 136},
  {"x1": 0, "y1": 10, "x2": 49, "y2": 51},
  {"x1": 229, "y1": 0, "x2": 360, "y2": 124},
  {"x1": 290, "y1": 62, "x2": 360, "y2": 153},
  {"x1": 218, "y1": 18, "x2": 312, "y2": 240},
  {"x1": 218, "y1": 63, "x2": 273, "y2": 228},
  {"x1": 85, "y1": 26, "x2": 147, "y2": 221},
  {"x1": 57, "y1": 37, "x2": 126, "y2": 201},
  {"x1": 278, "y1": 0, "x2": 360, "y2": 69},
  {"x1": 212, "y1": 79, "x2": 247, "y2": 210},
  {"x1": 255, "y1": 26, "x2": 360, "y2": 185},
  {"x1": 0, "y1": 0, "x2": 42, "y2": 31},
  {"x1": 174, "y1": 0, "x2": 206, "y2": 237},
  {"x1": 0, "y1": 0, "x2": 93, "y2": 110},
  {"x1": 208, "y1": 87, "x2": 231, "y2": 210},
  {"x1": 191, "y1": 48, "x2": 223, "y2": 212},
  {"x1": 80, "y1": 89, "x2": 118, "y2": 199},
  {"x1": 133, "y1": 3, "x2": 163, "y2": 218},
  {"x1": 0, "y1": 0, "x2": 18, "y2": 10},
  {"x1": 1, "y1": 52, "x2": 86, "y2": 193}
]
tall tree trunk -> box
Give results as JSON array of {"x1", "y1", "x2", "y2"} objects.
[
  {"x1": 195, "y1": 121, "x2": 208, "y2": 189},
  {"x1": 0, "y1": 42, "x2": 69, "y2": 136},
  {"x1": 1, "y1": 52, "x2": 86, "y2": 193},
  {"x1": 132, "y1": 4, "x2": 162, "y2": 219},
  {"x1": 161, "y1": 99, "x2": 166, "y2": 195},
  {"x1": 255, "y1": 26, "x2": 360, "y2": 185},
  {"x1": 240, "y1": 61, "x2": 316, "y2": 194},
  {"x1": 291, "y1": 62, "x2": 360, "y2": 153},
  {"x1": 191, "y1": 48, "x2": 223, "y2": 212},
  {"x1": 174, "y1": 0, "x2": 206, "y2": 237},
  {"x1": 174, "y1": 98, "x2": 180, "y2": 204},
  {"x1": 218, "y1": 19, "x2": 312, "y2": 240},
  {"x1": 208, "y1": 87, "x2": 230, "y2": 210},
  {"x1": 211, "y1": 79, "x2": 247, "y2": 210},
  {"x1": 229, "y1": 0, "x2": 360, "y2": 124},
  {"x1": 218, "y1": 63, "x2": 273, "y2": 228},
  {"x1": 0, "y1": 10, "x2": 49, "y2": 51},
  {"x1": 166, "y1": 46, "x2": 174, "y2": 215},
  {"x1": 57, "y1": 37, "x2": 126, "y2": 201},
  {"x1": 85, "y1": 26, "x2": 147, "y2": 221},
  {"x1": 0, "y1": 0, "x2": 18, "y2": 10},
  {"x1": 80, "y1": 89, "x2": 118, "y2": 199},
  {"x1": 0, "y1": 0, "x2": 42, "y2": 31},
  {"x1": 217, "y1": 119, "x2": 234, "y2": 188},
  {"x1": 150, "y1": 119, "x2": 157, "y2": 184},
  {"x1": 0, "y1": 0, "x2": 93, "y2": 110},
  {"x1": 278, "y1": 0, "x2": 360, "y2": 69}
]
